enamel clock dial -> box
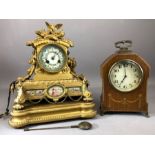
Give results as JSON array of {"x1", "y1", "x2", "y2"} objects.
[
  {"x1": 38, "y1": 44, "x2": 67, "y2": 73},
  {"x1": 109, "y1": 60, "x2": 143, "y2": 92}
]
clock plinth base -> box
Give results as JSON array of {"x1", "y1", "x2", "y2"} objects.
[{"x1": 9, "y1": 102, "x2": 96, "y2": 128}]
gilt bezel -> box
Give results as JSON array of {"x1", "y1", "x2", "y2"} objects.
[{"x1": 38, "y1": 44, "x2": 67, "y2": 73}]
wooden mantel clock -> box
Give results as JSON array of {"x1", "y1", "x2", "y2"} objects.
[
  {"x1": 100, "y1": 40, "x2": 150, "y2": 117},
  {"x1": 9, "y1": 22, "x2": 96, "y2": 128}
]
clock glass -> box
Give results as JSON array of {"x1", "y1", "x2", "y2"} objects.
[
  {"x1": 38, "y1": 44, "x2": 67, "y2": 73},
  {"x1": 109, "y1": 60, "x2": 143, "y2": 92}
]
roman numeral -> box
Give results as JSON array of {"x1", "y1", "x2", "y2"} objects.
[
  {"x1": 134, "y1": 80, "x2": 137, "y2": 83},
  {"x1": 124, "y1": 64, "x2": 128, "y2": 67},
  {"x1": 123, "y1": 85, "x2": 127, "y2": 88},
  {"x1": 114, "y1": 80, "x2": 118, "y2": 83},
  {"x1": 129, "y1": 84, "x2": 133, "y2": 87},
  {"x1": 114, "y1": 69, "x2": 119, "y2": 72}
]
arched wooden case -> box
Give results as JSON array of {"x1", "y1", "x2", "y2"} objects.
[{"x1": 100, "y1": 41, "x2": 150, "y2": 116}]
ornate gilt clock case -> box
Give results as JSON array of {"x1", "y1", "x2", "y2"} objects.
[
  {"x1": 100, "y1": 40, "x2": 150, "y2": 116},
  {"x1": 9, "y1": 22, "x2": 96, "y2": 128}
]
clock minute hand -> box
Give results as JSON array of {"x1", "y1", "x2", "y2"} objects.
[
  {"x1": 119, "y1": 65, "x2": 127, "y2": 86},
  {"x1": 51, "y1": 55, "x2": 55, "y2": 60},
  {"x1": 124, "y1": 64, "x2": 127, "y2": 77}
]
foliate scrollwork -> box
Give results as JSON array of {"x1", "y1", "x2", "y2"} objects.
[
  {"x1": 81, "y1": 76, "x2": 92, "y2": 102},
  {"x1": 68, "y1": 57, "x2": 76, "y2": 73},
  {"x1": 26, "y1": 22, "x2": 74, "y2": 49},
  {"x1": 15, "y1": 57, "x2": 36, "y2": 83},
  {"x1": 11, "y1": 50, "x2": 37, "y2": 110},
  {"x1": 13, "y1": 80, "x2": 26, "y2": 110}
]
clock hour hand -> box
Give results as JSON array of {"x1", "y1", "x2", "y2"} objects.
[
  {"x1": 46, "y1": 59, "x2": 50, "y2": 64},
  {"x1": 119, "y1": 75, "x2": 127, "y2": 86},
  {"x1": 58, "y1": 59, "x2": 61, "y2": 63}
]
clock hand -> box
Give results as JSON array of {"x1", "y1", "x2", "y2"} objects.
[
  {"x1": 51, "y1": 55, "x2": 55, "y2": 60},
  {"x1": 119, "y1": 65, "x2": 127, "y2": 86},
  {"x1": 58, "y1": 59, "x2": 61, "y2": 63},
  {"x1": 46, "y1": 59, "x2": 50, "y2": 64},
  {"x1": 124, "y1": 64, "x2": 127, "y2": 77},
  {"x1": 24, "y1": 121, "x2": 92, "y2": 131}
]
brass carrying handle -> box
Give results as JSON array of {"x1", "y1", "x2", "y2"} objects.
[{"x1": 115, "y1": 40, "x2": 132, "y2": 49}]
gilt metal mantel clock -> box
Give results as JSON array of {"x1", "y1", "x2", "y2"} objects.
[
  {"x1": 9, "y1": 22, "x2": 96, "y2": 128},
  {"x1": 100, "y1": 40, "x2": 150, "y2": 116}
]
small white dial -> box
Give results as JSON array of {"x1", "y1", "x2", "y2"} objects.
[
  {"x1": 38, "y1": 44, "x2": 66, "y2": 72},
  {"x1": 109, "y1": 60, "x2": 143, "y2": 92}
]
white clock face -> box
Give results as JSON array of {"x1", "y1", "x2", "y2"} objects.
[
  {"x1": 38, "y1": 44, "x2": 67, "y2": 73},
  {"x1": 109, "y1": 60, "x2": 143, "y2": 92}
]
